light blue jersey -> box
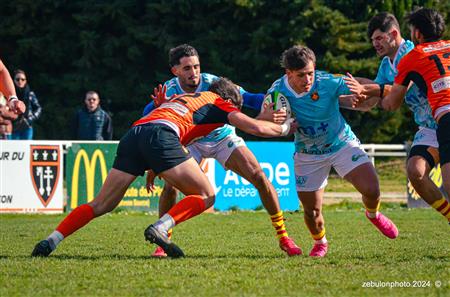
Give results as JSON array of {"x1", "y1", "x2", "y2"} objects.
[
  {"x1": 268, "y1": 71, "x2": 356, "y2": 155},
  {"x1": 164, "y1": 73, "x2": 243, "y2": 143},
  {"x1": 374, "y1": 39, "x2": 436, "y2": 129}
]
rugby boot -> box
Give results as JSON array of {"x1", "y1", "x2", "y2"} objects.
[
  {"x1": 366, "y1": 211, "x2": 399, "y2": 239},
  {"x1": 279, "y1": 236, "x2": 302, "y2": 256},
  {"x1": 31, "y1": 240, "x2": 53, "y2": 257},
  {"x1": 144, "y1": 225, "x2": 184, "y2": 258},
  {"x1": 309, "y1": 242, "x2": 328, "y2": 257}
]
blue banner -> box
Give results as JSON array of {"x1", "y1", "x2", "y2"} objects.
[{"x1": 210, "y1": 141, "x2": 299, "y2": 211}]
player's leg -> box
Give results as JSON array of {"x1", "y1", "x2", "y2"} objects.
[
  {"x1": 298, "y1": 190, "x2": 328, "y2": 257},
  {"x1": 294, "y1": 152, "x2": 331, "y2": 257},
  {"x1": 407, "y1": 145, "x2": 449, "y2": 222},
  {"x1": 221, "y1": 138, "x2": 301, "y2": 256},
  {"x1": 436, "y1": 115, "x2": 450, "y2": 224},
  {"x1": 150, "y1": 181, "x2": 177, "y2": 257},
  {"x1": 151, "y1": 143, "x2": 204, "y2": 257},
  {"x1": 144, "y1": 157, "x2": 215, "y2": 257},
  {"x1": 32, "y1": 168, "x2": 136, "y2": 257},
  {"x1": 338, "y1": 143, "x2": 398, "y2": 238},
  {"x1": 31, "y1": 127, "x2": 146, "y2": 257}
]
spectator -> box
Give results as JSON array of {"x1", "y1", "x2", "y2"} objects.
[
  {"x1": 12, "y1": 69, "x2": 42, "y2": 140},
  {"x1": 72, "y1": 91, "x2": 113, "y2": 140},
  {"x1": 0, "y1": 93, "x2": 18, "y2": 139}
]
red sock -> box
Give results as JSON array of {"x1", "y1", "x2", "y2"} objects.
[
  {"x1": 56, "y1": 204, "x2": 95, "y2": 238},
  {"x1": 167, "y1": 195, "x2": 206, "y2": 225}
]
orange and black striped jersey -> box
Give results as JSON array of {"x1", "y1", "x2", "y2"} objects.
[
  {"x1": 133, "y1": 91, "x2": 240, "y2": 145},
  {"x1": 395, "y1": 40, "x2": 450, "y2": 117}
]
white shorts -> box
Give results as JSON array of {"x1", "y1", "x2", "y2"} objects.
[
  {"x1": 412, "y1": 127, "x2": 438, "y2": 148},
  {"x1": 294, "y1": 140, "x2": 371, "y2": 191},
  {"x1": 187, "y1": 134, "x2": 246, "y2": 168}
]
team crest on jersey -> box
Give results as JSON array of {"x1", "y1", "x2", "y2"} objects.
[
  {"x1": 311, "y1": 91, "x2": 319, "y2": 101},
  {"x1": 29, "y1": 145, "x2": 61, "y2": 207}
]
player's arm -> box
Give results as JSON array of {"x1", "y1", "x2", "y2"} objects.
[
  {"x1": 228, "y1": 111, "x2": 295, "y2": 137},
  {"x1": 339, "y1": 77, "x2": 381, "y2": 111},
  {"x1": 378, "y1": 83, "x2": 407, "y2": 111},
  {"x1": 0, "y1": 60, "x2": 25, "y2": 114},
  {"x1": 0, "y1": 59, "x2": 16, "y2": 99}
]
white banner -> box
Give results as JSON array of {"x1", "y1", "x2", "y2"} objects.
[{"x1": 0, "y1": 140, "x2": 64, "y2": 213}]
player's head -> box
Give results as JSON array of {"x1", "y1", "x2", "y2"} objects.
[
  {"x1": 13, "y1": 69, "x2": 27, "y2": 89},
  {"x1": 280, "y1": 45, "x2": 316, "y2": 94},
  {"x1": 209, "y1": 77, "x2": 243, "y2": 109},
  {"x1": 169, "y1": 44, "x2": 201, "y2": 91},
  {"x1": 406, "y1": 8, "x2": 445, "y2": 44},
  {"x1": 84, "y1": 90, "x2": 100, "y2": 112},
  {"x1": 367, "y1": 12, "x2": 402, "y2": 57}
]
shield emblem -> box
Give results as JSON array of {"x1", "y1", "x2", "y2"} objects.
[{"x1": 30, "y1": 145, "x2": 61, "y2": 207}]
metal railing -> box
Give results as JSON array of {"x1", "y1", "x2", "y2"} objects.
[{"x1": 361, "y1": 143, "x2": 407, "y2": 164}]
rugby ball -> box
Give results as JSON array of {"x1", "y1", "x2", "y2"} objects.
[{"x1": 261, "y1": 91, "x2": 292, "y2": 119}]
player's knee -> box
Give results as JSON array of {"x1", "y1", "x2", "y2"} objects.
[
  {"x1": 163, "y1": 183, "x2": 178, "y2": 198},
  {"x1": 407, "y1": 163, "x2": 427, "y2": 183},
  {"x1": 246, "y1": 167, "x2": 269, "y2": 188},
  {"x1": 304, "y1": 207, "x2": 321, "y2": 221}
]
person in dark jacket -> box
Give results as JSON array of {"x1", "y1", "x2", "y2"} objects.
[
  {"x1": 12, "y1": 69, "x2": 42, "y2": 139},
  {"x1": 72, "y1": 90, "x2": 113, "y2": 140}
]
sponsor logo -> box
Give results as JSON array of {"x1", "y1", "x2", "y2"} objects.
[
  {"x1": 295, "y1": 175, "x2": 308, "y2": 186},
  {"x1": 30, "y1": 145, "x2": 61, "y2": 207},
  {"x1": 351, "y1": 154, "x2": 366, "y2": 162},
  {"x1": 431, "y1": 77, "x2": 450, "y2": 93},
  {"x1": 70, "y1": 149, "x2": 108, "y2": 209},
  {"x1": 422, "y1": 42, "x2": 450, "y2": 52}
]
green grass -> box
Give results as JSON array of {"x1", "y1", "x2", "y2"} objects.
[
  {"x1": 0, "y1": 206, "x2": 448, "y2": 297},
  {"x1": 327, "y1": 159, "x2": 407, "y2": 192}
]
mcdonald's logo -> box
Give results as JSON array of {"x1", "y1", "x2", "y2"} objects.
[{"x1": 70, "y1": 149, "x2": 108, "y2": 209}]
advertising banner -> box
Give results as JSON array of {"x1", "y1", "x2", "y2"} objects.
[
  {"x1": 207, "y1": 141, "x2": 299, "y2": 211},
  {"x1": 0, "y1": 141, "x2": 64, "y2": 213},
  {"x1": 66, "y1": 142, "x2": 164, "y2": 211}
]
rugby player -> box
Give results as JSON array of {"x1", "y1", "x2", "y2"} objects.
[{"x1": 267, "y1": 45, "x2": 399, "y2": 257}]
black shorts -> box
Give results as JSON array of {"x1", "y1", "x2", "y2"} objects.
[
  {"x1": 113, "y1": 123, "x2": 191, "y2": 176},
  {"x1": 408, "y1": 145, "x2": 439, "y2": 168},
  {"x1": 437, "y1": 112, "x2": 450, "y2": 165}
]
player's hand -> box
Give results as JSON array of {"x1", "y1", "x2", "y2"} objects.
[
  {"x1": 150, "y1": 84, "x2": 173, "y2": 107},
  {"x1": 257, "y1": 103, "x2": 287, "y2": 124},
  {"x1": 8, "y1": 99, "x2": 26, "y2": 115},
  {"x1": 145, "y1": 170, "x2": 156, "y2": 194},
  {"x1": 344, "y1": 73, "x2": 367, "y2": 100},
  {"x1": 339, "y1": 94, "x2": 360, "y2": 108}
]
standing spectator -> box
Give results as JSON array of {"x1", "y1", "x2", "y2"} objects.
[
  {"x1": 72, "y1": 91, "x2": 113, "y2": 140},
  {"x1": 0, "y1": 93, "x2": 18, "y2": 139},
  {"x1": 12, "y1": 69, "x2": 42, "y2": 140}
]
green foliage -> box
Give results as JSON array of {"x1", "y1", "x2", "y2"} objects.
[
  {"x1": 1, "y1": 0, "x2": 449, "y2": 141},
  {"x1": 1, "y1": 211, "x2": 449, "y2": 296}
]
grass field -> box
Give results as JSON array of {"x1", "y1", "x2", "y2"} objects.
[{"x1": 1, "y1": 203, "x2": 448, "y2": 297}]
